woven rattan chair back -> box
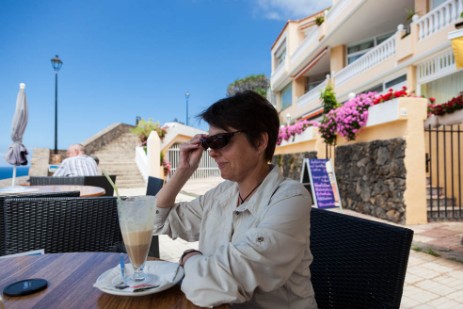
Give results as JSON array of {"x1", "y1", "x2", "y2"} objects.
[
  {"x1": 84, "y1": 175, "x2": 117, "y2": 197},
  {"x1": 310, "y1": 207, "x2": 414, "y2": 309},
  {"x1": 2, "y1": 196, "x2": 123, "y2": 255},
  {"x1": 0, "y1": 191, "x2": 80, "y2": 256},
  {"x1": 29, "y1": 176, "x2": 85, "y2": 185}
]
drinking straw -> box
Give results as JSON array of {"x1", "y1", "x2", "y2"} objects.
[{"x1": 103, "y1": 170, "x2": 121, "y2": 199}]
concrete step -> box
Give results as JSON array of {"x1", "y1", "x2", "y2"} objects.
[
  {"x1": 426, "y1": 186, "x2": 443, "y2": 196},
  {"x1": 428, "y1": 209, "x2": 463, "y2": 221},
  {"x1": 85, "y1": 131, "x2": 145, "y2": 189},
  {"x1": 427, "y1": 196, "x2": 456, "y2": 208}
]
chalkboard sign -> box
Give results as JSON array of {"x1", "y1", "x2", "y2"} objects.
[{"x1": 301, "y1": 158, "x2": 341, "y2": 209}]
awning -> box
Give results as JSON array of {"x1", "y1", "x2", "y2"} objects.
[{"x1": 292, "y1": 48, "x2": 328, "y2": 80}]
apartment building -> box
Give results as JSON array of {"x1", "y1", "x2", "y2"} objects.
[{"x1": 270, "y1": 0, "x2": 463, "y2": 124}]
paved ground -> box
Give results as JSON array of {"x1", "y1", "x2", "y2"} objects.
[{"x1": 119, "y1": 177, "x2": 463, "y2": 309}]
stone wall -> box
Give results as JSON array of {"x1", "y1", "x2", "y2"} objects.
[
  {"x1": 28, "y1": 123, "x2": 135, "y2": 177},
  {"x1": 273, "y1": 138, "x2": 407, "y2": 224},
  {"x1": 335, "y1": 138, "x2": 406, "y2": 224},
  {"x1": 82, "y1": 123, "x2": 135, "y2": 155},
  {"x1": 29, "y1": 148, "x2": 51, "y2": 176},
  {"x1": 272, "y1": 151, "x2": 318, "y2": 180}
]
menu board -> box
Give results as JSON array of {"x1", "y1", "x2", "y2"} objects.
[{"x1": 300, "y1": 158, "x2": 341, "y2": 209}]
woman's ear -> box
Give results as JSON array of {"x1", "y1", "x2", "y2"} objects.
[{"x1": 257, "y1": 132, "x2": 268, "y2": 154}]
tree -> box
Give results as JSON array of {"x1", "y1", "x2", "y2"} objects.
[
  {"x1": 130, "y1": 118, "x2": 166, "y2": 145},
  {"x1": 227, "y1": 74, "x2": 269, "y2": 97},
  {"x1": 320, "y1": 82, "x2": 339, "y2": 114}
]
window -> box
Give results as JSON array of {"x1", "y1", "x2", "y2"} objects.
[
  {"x1": 346, "y1": 32, "x2": 394, "y2": 65},
  {"x1": 305, "y1": 74, "x2": 327, "y2": 92},
  {"x1": 431, "y1": 0, "x2": 447, "y2": 9},
  {"x1": 363, "y1": 84, "x2": 383, "y2": 94},
  {"x1": 281, "y1": 83, "x2": 292, "y2": 110},
  {"x1": 274, "y1": 40, "x2": 287, "y2": 68},
  {"x1": 360, "y1": 74, "x2": 407, "y2": 95},
  {"x1": 385, "y1": 75, "x2": 406, "y2": 89}
]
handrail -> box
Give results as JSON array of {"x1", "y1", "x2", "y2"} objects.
[
  {"x1": 335, "y1": 35, "x2": 396, "y2": 85},
  {"x1": 417, "y1": 0, "x2": 463, "y2": 40}
]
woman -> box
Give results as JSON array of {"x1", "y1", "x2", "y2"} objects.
[{"x1": 154, "y1": 91, "x2": 317, "y2": 308}]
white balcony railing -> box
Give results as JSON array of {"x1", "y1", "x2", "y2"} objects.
[
  {"x1": 417, "y1": 0, "x2": 463, "y2": 40},
  {"x1": 271, "y1": 60, "x2": 287, "y2": 90},
  {"x1": 335, "y1": 35, "x2": 396, "y2": 86},
  {"x1": 296, "y1": 79, "x2": 328, "y2": 114},
  {"x1": 417, "y1": 49, "x2": 456, "y2": 84}
]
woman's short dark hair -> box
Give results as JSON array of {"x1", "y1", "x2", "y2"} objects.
[{"x1": 197, "y1": 90, "x2": 280, "y2": 161}]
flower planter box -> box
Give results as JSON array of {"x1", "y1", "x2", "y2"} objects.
[
  {"x1": 279, "y1": 126, "x2": 317, "y2": 147},
  {"x1": 425, "y1": 109, "x2": 463, "y2": 128},
  {"x1": 366, "y1": 98, "x2": 402, "y2": 127}
]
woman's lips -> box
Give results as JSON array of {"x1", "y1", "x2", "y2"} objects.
[{"x1": 217, "y1": 162, "x2": 227, "y2": 169}]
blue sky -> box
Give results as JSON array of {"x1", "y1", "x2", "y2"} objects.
[{"x1": 0, "y1": 0, "x2": 330, "y2": 166}]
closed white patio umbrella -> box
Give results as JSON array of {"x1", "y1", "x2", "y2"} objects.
[{"x1": 5, "y1": 83, "x2": 29, "y2": 186}]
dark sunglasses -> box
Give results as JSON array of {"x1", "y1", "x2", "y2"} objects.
[{"x1": 200, "y1": 130, "x2": 246, "y2": 150}]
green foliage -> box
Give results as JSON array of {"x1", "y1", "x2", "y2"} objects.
[
  {"x1": 320, "y1": 83, "x2": 339, "y2": 114},
  {"x1": 227, "y1": 74, "x2": 269, "y2": 97},
  {"x1": 315, "y1": 15, "x2": 324, "y2": 26},
  {"x1": 412, "y1": 245, "x2": 440, "y2": 257},
  {"x1": 130, "y1": 118, "x2": 166, "y2": 144},
  {"x1": 406, "y1": 8, "x2": 416, "y2": 21}
]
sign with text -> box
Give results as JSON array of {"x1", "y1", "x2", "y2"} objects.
[{"x1": 301, "y1": 158, "x2": 341, "y2": 209}]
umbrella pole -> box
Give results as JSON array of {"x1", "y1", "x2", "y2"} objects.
[{"x1": 12, "y1": 166, "x2": 17, "y2": 186}]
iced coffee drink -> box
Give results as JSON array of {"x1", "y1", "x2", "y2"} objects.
[{"x1": 117, "y1": 196, "x2": 156, "y2": 284}]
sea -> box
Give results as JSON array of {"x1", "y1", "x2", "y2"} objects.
[{"x1": 0, "y1": 166, "x2": 30, "y2": 180}]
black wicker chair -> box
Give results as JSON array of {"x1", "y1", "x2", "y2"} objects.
[
  {"x1": 0, "y1": 191, "x2": 81, "y2": 256},
  {"x1": 146, "y1": 176, "x2": 164, "y2": 258},
  {"x1": 310, "y1": 207, "x2": 414, "y2": 309},
  {"x1": 29, "y1": 175, "x2": 117, "y2": 196},
  {"x1": 2, "y1": 196, "x2": 123, "y2": 255},
  {"x1": 84, "y1": 175, "x2": 117, "y2": 197},
  {"x1": 29, "y1": 176, "x2": 85, "y2": 185}
]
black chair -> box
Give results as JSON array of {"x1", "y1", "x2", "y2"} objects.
[
  {"x1": 2, "y1": 196, "x2": 123, "y2": 255},
  {"x1": 310, "y1": 207, "x2": 414, "y2": 309},
  {"x1": 146, "y1": 176, "x2": 164, "y2": 258},
  {"x1": 29, "y1": 176, "x2": 85, "y2": 185},
  {"x1": 29, "y1": 175, "x2": 116, "y2": 196},
  {"x1": 0, "y1": 191, "x2": 81, "y2": 256},
  {"x1": 84, "y1": 175, "x2": 117, "y2": 197}
]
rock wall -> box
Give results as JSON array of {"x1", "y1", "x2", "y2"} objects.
[
  {"x1": 272, "y1": 151, "x2": 317, "y2": 180},
  {"x1": 83, "y1": 123, "x2": 135, "y2": 155},
  {"x1": 273, "y1": 138, "x2": 407, "y2": 224},
  {"x1": 335, "y1": 138, "x2": 406, "y2": 224}
]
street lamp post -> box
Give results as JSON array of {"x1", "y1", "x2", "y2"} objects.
[
  {"x1": 185, "y1": 91, "x2": 190, "y2": 126},
  {"x1": 51, "y1": 55, "x2": 63, "y2": 154}
]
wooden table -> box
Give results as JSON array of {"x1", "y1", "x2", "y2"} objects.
[
  {"x1": 0, "y1": 252, "x2": 229, "y2": 309},
  {"x1": 29, "y1": 185, "x2": 106, "y2": 197}
]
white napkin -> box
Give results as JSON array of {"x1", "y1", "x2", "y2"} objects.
[{"x1": 93, "y1": 260, "x2": 183, "y2": 293}]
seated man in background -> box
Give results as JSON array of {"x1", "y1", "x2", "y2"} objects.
[{"x1": 53, "y1": 144, "x2": 99, "y2": 177}]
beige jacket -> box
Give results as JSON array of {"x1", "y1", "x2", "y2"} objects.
[{"x1": 153, "y1": 166, "x2": 317, "y2": 308}]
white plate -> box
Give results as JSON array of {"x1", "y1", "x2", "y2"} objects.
[{"x1": 94, "y1": 260, "x2": 184, "y2": 296}]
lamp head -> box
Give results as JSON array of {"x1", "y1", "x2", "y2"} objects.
[{"x1": 51, "y1": 55, "x2": 63, "y2": 72}]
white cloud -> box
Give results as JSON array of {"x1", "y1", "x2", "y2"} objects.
[{"x1": 255, "y1": 0, "x2": 332, "y2": 20}]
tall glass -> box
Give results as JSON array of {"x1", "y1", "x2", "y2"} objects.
[{"x1": 117, "y1": 196, "x2": 156, "y2": 284}]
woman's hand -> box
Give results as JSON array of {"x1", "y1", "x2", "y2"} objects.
[
  {"x1": 178, "y1": 134, "x2": 206, "y2": 172},
  {"x1": 155, "y1": 134, "x2": 207, "y2": 209}
]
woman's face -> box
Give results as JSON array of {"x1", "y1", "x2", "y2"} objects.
[{"x1": 206, "y1": 126, "x2": 262, "y2": 183}]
